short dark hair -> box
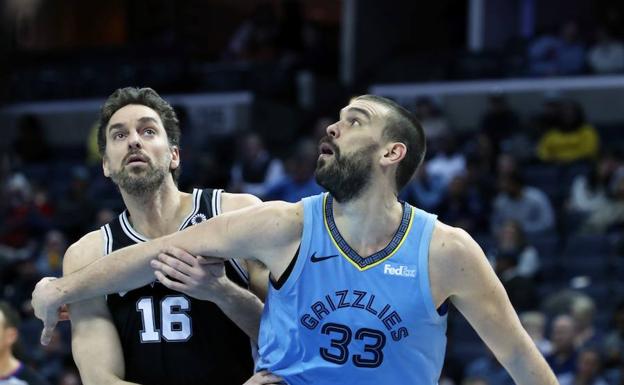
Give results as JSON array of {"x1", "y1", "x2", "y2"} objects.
[
  {"x1": 354, "y1": 95, "x2": 426, "y2": 192},
  {"x1": 0, "y1": 301, "x2": 20, "y2": 329},
  {"x1": 97, "y1": 87, "x2": 181, "y2": 181}
]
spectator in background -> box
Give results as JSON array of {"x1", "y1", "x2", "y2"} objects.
[
  {"x1": 490, "y1": 220, "x2": 540, "y2": 279},
  {"x1": 480, "y1": 94, "x2": 520, "y2": 156},
  {"x1": 400, "y1": 160, "x2": 446, "y2": 212},
  {"x1": 529, "y1": 27, "x2": 563, "y2": 76},
  {"x1": 491, "y1": 171, "x2": 555, "y2": 235},
  {"x1": 414, "y1": 97, "x2": 450, "y2": 154},
  {"x1": 229, "y1": 132, "x2": 285, "y2": 198},
  {"x1": 537, "y1": 100, "x2": 600, "y2": 164},
  {"x1": 437, "y1": 174, "x2": 486, "y2": 233},
  {"x1": 464, "y1": 348, "x2": 514, "y2": 385},
  {"x1": 426, "y1": 134, "x2": 466, "y2": 187},
  {"x1": 464, "y1": 156, "x2": 496, "y2": 217},
  {"x1": 582, "y1": 171, "x2": 624, "y2": 234},
  {"x1": 571, "y1": 296, "x2": 602, "y2": 349},
  {"x1": 558, "y1": 348, "x2": 609, "y2": 385},
  {"x1": 603, "y1": 301, "x2": 624, "y2": 368},
  {"x1": 12, "y1": 114, "x2": 51, "y2": 164},
  {"x1": 546, "y1": 314, "x2": 579, "y2": 376},
  {"x1": 493, "y1": 249, "x2": 537, "y2": 312},
  {"x1": 588, "y1": 27, "x2": 624, "y2": 74},
  {"x1": 0, "y1": 173, "x2": 52, "y2": 250},
  {"x1": 568, "y1": 153, "x2": 619, "y2": 215},
  {"x1": 265, "y1": 138, "x2": 323, "y2": 202},
  {"x1": 529, "y1": 21, "x2": 586, "y2": 77},
  {"x1": 520, "y1": 311, "x2": 553, "y2": 355},
  {"x1": 53, "y1": 166, "x2": 94, "y2": 242},
  {"x1": 0, "y1": 301, "x2": 49, "y2": 385},
  {"x1": 223, "y1": 3, "x2": 279, "y2": 62},
  {"x1": 558, "y1": 21, "x2": 587, "y2": 75},
  {"x1": 496, "y1": 153, "x2": 520, "y2": 177},
  {"x1": 34, "y1": 230, "x2": 66, "y2": 277}
]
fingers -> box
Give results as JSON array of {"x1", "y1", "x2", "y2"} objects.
[
  {"x1": 163, "y1": 246, "x2": 197, "y2": 266},
  {"x1": 154, "y1": 270, "x2": 187, "y2": 292},
  {"x1": 155, "y1": 253, "x2": 195, "y2": 277},
  {"x1": 247, "y1": 371, "x2": 284, "y2": 385},
  {"x1": 40, "y1": 316, "x2": 58, "y2": 345}
]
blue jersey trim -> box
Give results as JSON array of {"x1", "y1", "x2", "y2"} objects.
[{"x1": 323, "y1": 194, "x2": 413, "y2": 270}]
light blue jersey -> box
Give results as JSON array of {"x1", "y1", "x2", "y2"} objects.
[{"x1": 257, "y1": 193, "x2": 448, "y2": 385}]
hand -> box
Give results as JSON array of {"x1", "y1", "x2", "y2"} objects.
[
  {"x1": 242, "y1": 371, "x2": 284, "y2": 385},
  {"x1": 31, "y1": 277, "x2": 65, "y2": 345},
  {"x1": 150, "y1": 247, "x2": 231, "y2": 303}
]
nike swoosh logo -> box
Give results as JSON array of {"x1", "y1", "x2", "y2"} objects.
[{"x1": 310, "y1": 252, "x2": 339, "y2": 263}]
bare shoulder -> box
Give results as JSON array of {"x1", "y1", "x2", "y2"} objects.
[
  {"x1": 429, "y1": 221, "x2": 489, "y2": 303},
  {"x1": 220, "y1": 192, "x2": 262, "y2": 212},
  {"x1": 429, "y1": 221, "x2": 481, "y2": 263},
  {"x1": 63, "y1": 230, "x2": 105, "y2": 275}
]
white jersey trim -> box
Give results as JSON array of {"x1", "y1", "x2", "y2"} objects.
[
  {"x1": 214, "y1": 189, "x2": 249, "y2": 283},
  {"x1": 119, "y1": 189, "x2": 201, "y2": 242}
]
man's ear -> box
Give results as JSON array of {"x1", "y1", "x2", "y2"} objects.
[
  {"x1": 380, "y1": 142, "x2": 407, "y2": 167},
  {"x1": 102, "y1": 155, "x2": 110, "y2": 177},
  {"x1": 5, "y1": 327, "x2": 18, "y2": 346},
  {"x1": 169, "y1": 146, "x2": 180, "y2": 172}
]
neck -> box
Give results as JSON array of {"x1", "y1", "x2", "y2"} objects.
[
  {"x1": 119, "y1": 179, "x2": 191, "y2": 238},
  {"x1": 331, "y1": 184, "x2": 403, "y2": 257},
  {"x1": 0, "y1": 351, "x2": 19, "y2": 378}
]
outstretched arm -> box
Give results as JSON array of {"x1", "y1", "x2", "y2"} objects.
[
  {"x1": 430, "y1": 223, "x2": 558, "y2": 385},
  {"x1": 32, "y1": 201, "x2": 302, "y2": 344}
]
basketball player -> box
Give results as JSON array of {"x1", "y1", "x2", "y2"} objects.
[
  {"x1": 0, "y1": 302, "x2": 49, "y2": 385},
  {"x1": 58, "y1": 87, "x2": 269, "y2": 385},
  {"x1": 32, "y1": 95, "x2": 558, "y2": 384}
]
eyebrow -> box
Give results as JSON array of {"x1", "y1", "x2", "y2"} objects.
[
  {"x1": 108, "y1": 116, "x2": 160, "y2": 132},
  {"x1": 342, "y1": 107, "x2": 372, "y2": 121}
]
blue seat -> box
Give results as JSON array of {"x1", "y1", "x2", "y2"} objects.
[
  {"x1": 522, "y1": 165, "x2": 561, "y2": 199},
  {"x1": 528, "y1": 234, "x2": 560, "y2": 260},
  {"x1": 563, "y1": 235, "x2": 614, "y2": 257},
  {"x1": 561, "y1": 254, "x2": 610, "y2": 280}
]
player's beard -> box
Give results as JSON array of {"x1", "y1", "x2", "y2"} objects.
[
  {"x1": 110, "y1": 158, "x2": 168, "y2": 197},
  {"x1": 315, "y1": 140, "x2": 378, "y2": 203}
]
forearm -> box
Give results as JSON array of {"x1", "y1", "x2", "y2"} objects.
[
  {"x1": 58, "y1": 239, "x2": 165, "y2": 305},
  {"x1": 501, "y1": 343, "x2": 558, "y2": 385},
  {"x1": 213, "y1": 281, "x2": 264, "y2": 344}
]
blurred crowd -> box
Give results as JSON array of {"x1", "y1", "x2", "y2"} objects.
[{"x1": 1, "y1": 91, "x2": 624, "y2": 385}]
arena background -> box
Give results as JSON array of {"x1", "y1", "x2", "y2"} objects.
[{"x1": 1, "y1": 1, "x2": 624, "y2": 384}]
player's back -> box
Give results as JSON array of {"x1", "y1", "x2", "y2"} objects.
[
  {"x1": 103, "y1": 188, "x2": 253, "y2": 385},
  {"x1": 257, "y1": 192, "x2": 448, "y2": 384}
]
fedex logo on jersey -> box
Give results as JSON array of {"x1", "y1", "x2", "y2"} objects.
[{"x1": 383, "y1": 263, "x2": 416, "y2": 278}]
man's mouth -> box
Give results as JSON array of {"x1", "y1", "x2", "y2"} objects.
[
  {"x1": 126, "y1": 154, "x2": 148, "y2": 165},
  {"x1": 319, "y1": 142, "x2": 335, "y2": 157}
]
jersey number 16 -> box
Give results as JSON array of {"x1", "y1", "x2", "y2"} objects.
[{"x1": 136, "y1": 296, "x2": 192, "y2": 342}]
